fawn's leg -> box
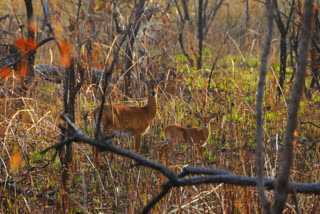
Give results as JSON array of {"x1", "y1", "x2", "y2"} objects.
[
  {"x1": 93, "y1": 146, "x2": 99, "y2": 169},
  {"x1": 159, "y1": 140, "x2": 171, "y2": 166}
]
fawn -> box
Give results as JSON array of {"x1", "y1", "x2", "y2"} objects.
[{"x1": 160, "y1": 113, "x2": 216, "y2": 166}]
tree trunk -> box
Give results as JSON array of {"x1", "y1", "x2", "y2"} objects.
[
  {"x1": 124, "y1": 0, "x2": 145, "y2": 97},
  {"x1": 272, "y1": 0, "x2": 314, "y2": 212},
  {"x1": 24, "y1": 0, "x2": 35, "y2": 79},
  {"x1": 60, "y1": 60, "x2": 76, "y2": 211},
  {"x1": 278, "y1": 33, "x2": 287, "y2": 96},
  {"x1": 197, "y1": 0, "x2": 203, "y2": 70}
]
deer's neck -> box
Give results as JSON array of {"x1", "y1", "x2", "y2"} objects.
[
  {"x1": 144, "y1": 94, "x2": 157, "y2": 119},
  {"x1": 202, "y1": 125, "x2": 210, "y2": 140}
]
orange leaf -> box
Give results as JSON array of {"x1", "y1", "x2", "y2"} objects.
[
  {"x1": 293, "y1": 141, "x2": 297, "y2": 148},
  {"x1": 0, "y1": 67, "x2": 11, "y2": 79},
  {"x1": 11, "y1": 151, "x2": 22, "y2": 170},
  {"x1": 26, "y1": 39, "x2": 38, "y2": 51},
  {"x1": 14, "y1": 38, "x2": 27, "y2": 53},
  {"x1": 18, "y1": 64, "x2": 28, "y2": 78},
  {"x1": 60, "y1": 41, "x2": 71, "y2": 67},
  {"x1": 14, "y1": 38, "x2": 25, "y2": 49},
  {"x1": 14, "y1": 38, "x2": 38, "y2": 52},
  {"x1": 294, "y1": 130, "x2": 298, "y2": 137},
  {"x1": 60, "y1": 41, "x2": 70, "y2": 54},
  {"x1": 61, "y1": 55, "x2": 71, "y2": 67}
]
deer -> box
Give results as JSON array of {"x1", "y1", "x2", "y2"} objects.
[
  {"x1": 159, "y1": 113, "x2": 216, "y2": 166},
  {"x1": 92, "y1": 72, "x2": 165, "y2": 166}
]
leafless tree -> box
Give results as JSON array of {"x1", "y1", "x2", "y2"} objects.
[
  {"x1": 274, "y1": 0, "x2": 295, "y2": 96},
  {"x1": 24, "y1": 0, "x2": 35, "y2": 80},
  {"x1": 175, "y1": 0, "x2": 224, "y2": 70},
  {"x1": 197, "y1": 0, "x2": 224, "y2": 69},
  {"x1": 124, "y1": 0, "x2": 146, "y2": 97},
  {"x1": 272, "y1": 0, "x2": 314, "y2": 212},
  {"x1": 256, "y1": 0, "x2": 274, "y2": 212}
]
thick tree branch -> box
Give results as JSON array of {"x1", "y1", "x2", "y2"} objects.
[
  {"x1": 256, "y1": 0, "x2": 274, "y2": 212},
  {"x1": 272, "y1": 0, "x2": 314, "y2": 212}
]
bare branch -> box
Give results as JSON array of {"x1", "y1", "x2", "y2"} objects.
[
  {"x1": 255, "y1": 0, "x2": 274, "y2": 211},
  {"x1": 207, "y1": 15, "x2": 240, "y2": 91},
  {"x1": 272, "y1": 0, "x2": 314, "y2": 212},
  {"x1": 0, "y1": 178, "x2": 24, "y2": 193},
  {"x1": 300, "y1": 119, "x2": 320, "y2": 129},
  {"x1": 95, "y1": 25, "x2": 131, "y2": 138}
]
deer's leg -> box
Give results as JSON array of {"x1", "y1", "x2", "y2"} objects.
[
  {"x1": 165, "y1": 140, "x2": 171, "y2": 166},
  {"x1": 135, "y1": 133, "x2": 142, "y2": 153},
  {"x1": 162, "y1": 139, "x2": 170, "y2": 165},
  {"x1": 159, "y1": 144, "x2": 168, "y2": 165},
  {"x1": 93, "y1": 147, "x2": 99, "y2": 168},
  {"x1": 197, "y1": 143, "x2": 206, "y2": 166},
  {"x1": 93, "y1": 121, "x2": 106, "y2": 170},
  {"x1": 192, "y1": 145, "x2": 196, "y2": 165},
  {"x1": 160, "y1": 139, "x2": 171, "y2": 166},
  {"x1": 159, "y1": 143, "x2": 166, "y2": 162},
  {"x1": 190, "y1": 138, "x2": 196, "y2": 165}
]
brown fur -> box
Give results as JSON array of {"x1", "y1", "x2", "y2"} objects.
[
  {"x1": 92, "y1": 73, "x2": 164, "y2": 166},
  {"x1": 160, "y1": 114, "x2": 215, "y2": 166}
]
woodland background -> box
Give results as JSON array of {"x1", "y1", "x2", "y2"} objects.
[{"x1": 0, "y1": 0, "x2": 319, "y2": 213}]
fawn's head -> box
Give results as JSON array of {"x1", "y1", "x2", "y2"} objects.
[
  {"x1": 195, "y1": 113, "x2": 216, "y2": 128},
  {"x1": 140, "y1": 73, "x2": 165, "y2": 97}
]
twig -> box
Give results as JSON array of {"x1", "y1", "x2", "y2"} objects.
[
  {"x1": 95, "y1": 24, "x2": 131, "y2": 138},
  {"x1": 0, "y1": 178, "x2": 24, "y2": 193},
  {"x1": 80, "y1": 0, "x2": 122, "y2": 46},
  {"x1": 291, "y1": 186, "x2": 300, "y2": 214},
  {"x1": 300, "y1": 119, "x2": 320, "y2": 129},
  {"x1": 207, "y1": 14, "x2": 240, "y2": 91}
]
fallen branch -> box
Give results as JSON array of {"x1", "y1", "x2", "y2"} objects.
[
  {"x1": 34, "y1": 64, "x2": 106, "y2": 84},
  {"x1": 0, "y1": 178, "x2": 24, "y2": 193}
]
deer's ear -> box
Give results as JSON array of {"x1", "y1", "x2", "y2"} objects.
[
  {"x1": 156, "y1": 73, "x2": 165, "y2": 85},
  {"x1": 140, "y1": 73, "x2": 149, "y2": 85}
]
